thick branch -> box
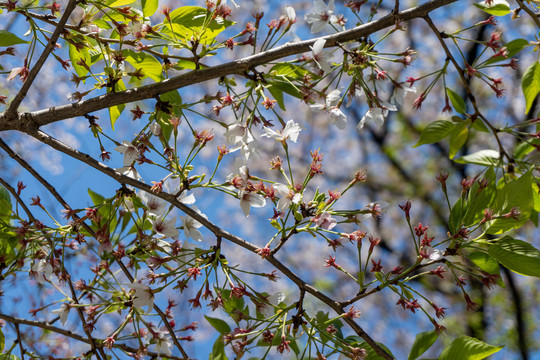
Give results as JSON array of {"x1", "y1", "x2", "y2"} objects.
[{"x1": 0, "y1": 0, "x2": 456, "y2": 131}]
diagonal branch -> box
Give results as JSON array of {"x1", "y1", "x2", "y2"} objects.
[
  {"x1": 27, "y1": 128, "x2": 396, "y2": 359},
  {"x1": 0, "y1": 0, "x2": 457, "y2": 131},
  {"x1": 5, "y1": 0, "x2": 79, "y2": 116}
]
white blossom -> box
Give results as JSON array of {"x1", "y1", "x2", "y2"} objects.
[
  {"x1": 115, "y1": 141, "x2": 139, "y2": 166},
  {"x1": 128, "y1": 282, "x2": 154, "y2": 311},
  {"x1": 261, "y1": 119, "x2": 301, "y2": 143},
  {"x1": 391, "y1": 84, "x2": 417, "y2": 106},
  {"x1": 311, "y1": 38, "x2": 333, "y2": 74},
  {"x1": 304, "y1": 0, "x2": 337, "y2": 33},
  {"x1": 180, "y1": 206, "x2": 207, "y2": 242},
  {"x1": 117, "y1": 165, "x2": 143, "y2": 181},
  {"x1": 286, "y1": 5, "x2": 296, "y2": 21},
  {"x1": 239, "y1": 189, "x2": 266, "y2": 217},
  {"x1": 260, "y1": 292, "x2": 286, "y2": 318},
  {"x1": 153, "y1": 329, "x2": 173, "y2": 356},
  {"x1": 358, "y1": 103, "x2": 396, "y2": 130},
  {"x1": 152, "y1": 216, "x2": 179, "y2": 239},
  {"x1": 274, "y1": 183, "x2": 302, "y2": 212},
  {"x1": 139, "y1": 191, "x2": 168, "y2": 217},
  {"x1": 51, "y1": 303, "x2": 70, "y2": 326},
  {"x1": 31, "y1": 259, "x2": 53, "y2": 284},
  {"x1": 310, "y1": 89, "x2": 347, "y2": 129},
  {"x1": 313, "y1": 212, "x2": 337, "y2": 230}
]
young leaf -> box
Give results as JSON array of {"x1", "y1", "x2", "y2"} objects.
[
  {"x1": 522, "y1": 62, "x2": 540, "y2": 114},
  {"x1": 413, "y1": 120, "x2": 455, "y2": 147},
  {"x1": 438, "y1": 336, "x2": 503, "y2": 360},
  {"x1": 124, "y1": 50, "x2": 163, "y2": 82},
  {"x1": 486, "y1": 170, "x2": 534, "y2": 234},
  {"x1": 484, "y1": 38, "x2": 529, "y2": 66},
  {"x1": 0, "y1": 30, "x2": 30, "y2": 46},
  {"x1": 0, "y1": 184, "x2": 12, "y2": 216},
  {"x1": 205, "y1": 315, "x2": 231, "y2": 334},
  {"x1": 454, "y1": 150, "x2": 500, "y2": 166},
  {"x1": 408, "y1": 330, "x2": 438, "y2": 360},
  {"x1": 109, "y1": 80, "x2": 127, "y2": 130},
  {"x1": 141, "y1": 0, "x2": 159, "y2": 17},
  {"x1": 473, "y1": 0, "x2": 511, "y2": 16},
  {"x1": 446, "y1": 88, "x2": 466, "y2": 114},
  {"x1": 488, "y1": 236, "x2": 540, "y2": 277},
  {"x1": 449, "y1": 122, "x2": 468, "y2": 159},
  {"x1": 0, "y1": 327, "x2": 4, "y2": 352},
  {"x1": 468, "y1": 252, "x2": 500, "y2": 274}
]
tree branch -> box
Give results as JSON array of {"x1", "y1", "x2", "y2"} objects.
[
  {"x1": 0, "y1": 0, "x2": 457, "y2": 131},
  {"x1": 27, "y1": 129, "x2": 396, "y2": 359}
]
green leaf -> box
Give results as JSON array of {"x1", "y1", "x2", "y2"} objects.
[
  {"x1": 141, "y1": 0, "x2": 158, "y2": 17},
  {"x1": 449, "y1": 197, "x2": 465, "y2": 234},
  {"x1": 413, "y1": 120, "x2": 456, "y2": 147},
  {"x1": 109, "y1": 79, "x2": 126, "y2": 130},
  {"x1": 164, "y1": 6, "x2": 234, "y2": 45},
  {"x1": 210, "y1": 336, "x2": 228, "y2": 360},
  {"x1": 69, "y1": 43, "x2": 91, "y2": 78},
  {"x1": 108, "y1": 0, "x2": 136, "y2": 6},
  {"x1": 205, "y1": 316, "x2": 231, "y2": 334},
  {"x1": 486, "y1": 170, "x2": 534, "y2": 234},
  {"x1": 0, "y1": 327, "x2": 4, "y2": 352},
  {"x1": 123, "y1": 49, "x2": 163, "y2": 82},
  {"x1": 468, "y1": 252, "x2": 499, "y2": 274},
  {"x1": 88, "y1": 188, "x2": 106, "y2": 206},
  {"x1": 439, "y1": 336, "x2": 503, "y2": 360},
  {"x1": 489, "y1": 236, "x2": 540, "y2": 277},
  {"x1": 446, "y1": 88, "x2": 466, "y2": 114},
  {"x1": 484, "y1": 38, "x2": 529, "y2": 66},
  {"x1": 270, "y1": 63, "x2": 313, "y2": 80},
  {"x1": 267, "y1": 82, "x2": 286, "y2": 110},
  {"x1": 462, "y1": 167, "x2": 497, "y2": 225},
  {"x1": 449, "y1": 122, "x2": 468, "y2": 159},
  {"x1": 513, "y1": 141, "x2": 535, "y2": 160},
  {"x1": 0, "y1": 185, "x2": 12, "y2": 217},
  {"x1": 408, "y1": 330, "x2": 438, "y2": 360},
  {"x1": 522, "y1": 62, "x2": 540, "y2": 114},
  {"x1": 454, "y1": 150, "x2": 500, "y2": 166},
  {"x1": 473, "y1": 0, "x2": 511, "y2": 16},
  {"x1": 0, "y1": 30, "x2": 29, "y2": 46}
]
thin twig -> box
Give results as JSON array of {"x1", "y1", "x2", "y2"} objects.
[
  {"x1": 0, "y1": 313, "x2": 186, "y2": 360},
  {"x1": 5, "y1": 0, "x2": 79, "y2": 116},
  {"x1": 515, "y1": 0, "x2": 540, "y2": 28}
]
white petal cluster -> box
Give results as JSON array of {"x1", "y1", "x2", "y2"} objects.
[
  {"x1": 304, "y1": 0, "x2": 338, "y2": 33},
  {"x1": 31, "y1": 259, "x2": 53, "y2": 284},
  {"x1": 128, "y1": 282, "x2": 154, "y2": 312},
  {"x1": 115, "y1": 141, "x2": 139, "y2": 166},
  {"x1": 310, "y1": 89, "x2": 347, "y2": 129},
  {"x1": 261, "y1": 120, "x2": 301, "y2": 143}
]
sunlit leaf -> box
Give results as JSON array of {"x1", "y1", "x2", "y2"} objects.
[
  {"x1": 408, "y1": 330, "x2": 438, "y2": 360},
  {"x1": 522, "y1": 62, "x2": 540, "y2": 114},
  {"x1": 0, "y1": 30, "x2": 29, "y2": 46},
  {"x1": 414, "y1": 120, "x2": 455, "y2": 147},
  {"x1": 473, "y1": 0, "x2": 511, "y2": 16},
  {"x1": 489, "y1": 236, "x2": 540, "y2": 277}
]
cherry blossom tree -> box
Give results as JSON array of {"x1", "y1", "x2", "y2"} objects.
[{"x1": 0, "y1": 0, "x2": 539, "y2": 359}]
